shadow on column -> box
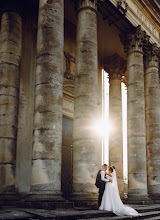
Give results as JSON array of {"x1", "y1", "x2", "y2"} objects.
[{"x1": 61, "y1": 116, "x2": 73, "y2": 198}]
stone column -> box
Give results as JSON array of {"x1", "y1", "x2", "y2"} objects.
[
  {"x1": 104, "y1": 54, "x2": 125, "y2": 197},
  {"x1": 98, "y1": 62, "x2": 103, "y2": 170},
  {"x1": 120, "y1": 26, "x2": 148, "y2": 202},
  {"x1": 15, "y1": 10, "x2": 37, "y2": 194},
  {"x1": 31, "y1": 0, "x2": 64, "y2": 195},
  {"x1": 72, "y1": 0, "x2": 99, "y2": 199},
  {"x1": 0, "y1": 12, "x2": 22, "y2": 192},
  {"x1": 144, "y1": 43, "x2": 160, "y2": 198}
]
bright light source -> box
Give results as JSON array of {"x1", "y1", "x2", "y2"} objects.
[{"x1": 92, "y1": 119, "x2": 114, "y2": 137}]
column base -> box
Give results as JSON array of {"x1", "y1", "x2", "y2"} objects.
[
  {"x1": 149, "y1": 194, "x2": 160, "y2": 204},
  {"x1": 0, "y1": 192, "x2": 74, "y2": 209},
  {"x1": 70, "y1": 193, "x2": 98, "y2": 209},
  {"x1": 0, "y1": 193, "x2": 21, "y2": 208},
  {"x1": 126, "y1": 194, "x2": 153, "y2": 205}
]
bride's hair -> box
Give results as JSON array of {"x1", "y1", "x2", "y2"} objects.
[{"x1": 109, "y1": 166, "x2": 115, "y2": 172}]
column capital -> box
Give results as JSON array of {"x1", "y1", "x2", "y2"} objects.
[
  {"x1": 73, "y1": 0, "x2": 97, "y2": 12},
  {"x1": 104, "y1": 53, "x2": 126, "y2": 80},
  {"x1": 120, "y1": 26, "x2": 147, "y2": 54},
  {"x1": 145, "y1": 43, "x2": 159, "y2": 68}
]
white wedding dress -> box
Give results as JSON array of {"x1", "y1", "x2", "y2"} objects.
[{"x1": 99, "y1": 170, "x2": 140, "y2": 216}]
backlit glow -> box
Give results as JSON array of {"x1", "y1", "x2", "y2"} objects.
[{"x1": 102, "y1": 70, "x2": 128, "y2": 183}]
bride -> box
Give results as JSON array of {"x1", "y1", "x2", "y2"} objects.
[{"x1": 99, "y1": 166, "x2": 141, "y2": 216}]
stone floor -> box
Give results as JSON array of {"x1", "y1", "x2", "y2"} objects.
[{"x1": 1, "y1": 204, "x2": 160, "y2": 220}]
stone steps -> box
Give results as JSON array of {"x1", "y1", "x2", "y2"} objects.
[
  {"x1": 22, "y1": 205, "x2": 160, "y2": 220},
  {"x1": 0, "y1": 195, "x2": 74, "y2": 210},
  {"x1": 85, "y1": 211, "x2": 160, "y2": 220},
  {"x1": 0, "y1": 204, "x2": 160, "y2": 220},
  {"x1": 147, "y1": 217, "x2": 160, "y2": 220}
]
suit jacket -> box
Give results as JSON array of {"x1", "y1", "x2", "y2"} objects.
[{"x1": 99, "y1": 170, "x2": 106, "y2": 194}]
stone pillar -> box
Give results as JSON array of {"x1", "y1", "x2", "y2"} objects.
[
  {"x1": 72, "y1": 0, "x2": 99, "y2": 200},
  {"x1": 144, "y1": 43, "x2": 160, "y2": 198},
  {"x1": 31, "y1": 0, "x2": 64, "y2": 195},
  {"x1": 0, "y1": 12, "x2": 22, "y2": 192},
  {"x1": 120, "y1": 26, "x2": 148, "y2": 202},
  {"x1": 98, "y1": 62, "x2": 103, "y2": 170},
  {"x1": 104, "y1": 54, "x2": 125, "y2": 197},
  {"x1": 15, "y1": 10, "x2": 37, "y2": 194}
]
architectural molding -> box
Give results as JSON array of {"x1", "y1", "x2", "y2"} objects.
[
  {"x1": 73, "y1": 0, "x2": 97, "y2": 12},
  {"x1": 110, "y1": 0, "x2": 160, "y2": 45},
  {"x1": 63, "y1": 81, "x2": 74, "y2": 99},
  {"x1": 120, "y1": 25, "x2": 147, "y2": 54},
  {"x1": 63, "y1": 81, "x2": 74, "y2": 118},
  {"x1": 62, "y1": 99, "x2": 74, "y2": 119},
  {"x1": 117, "y1": 0, "x2": 128, "y2": 16}
]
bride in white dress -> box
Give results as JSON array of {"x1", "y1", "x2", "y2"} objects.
[{"x1": 99, "y1": 166, "x2": 141, "y2": 216}]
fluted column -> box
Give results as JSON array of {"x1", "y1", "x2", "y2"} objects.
[
  {"x1": 31, "y1": 0, "x2": 64, "y2": 194},
  {"x1": 0, "y1": 12, "x2": 22, "y2": 192},
  {"x1": 73, "y1": 0, "x2": 99, "y2": 198},
  {"x1": 104, "y1": 54, "x2": 125, "y2": 197},
  {"x1": 120, "y1": 26, "x2": 148, "y2": 201},
  {"x1": 144, "y1": 44, "x2": 160, "y2": 197}
]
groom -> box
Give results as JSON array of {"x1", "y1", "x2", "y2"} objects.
[{"x1": 98, "y1": 164, "x2": 112, "y2": 208}]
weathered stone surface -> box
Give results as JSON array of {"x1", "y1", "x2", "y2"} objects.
[
  {"x1": 36, "y1": 57, "x2": 63, "y2": 85},
  {"x1": 121, "y1": 28, "x2": 148, "y2": 198},
  {"x1": 0, "y1": 86, "x2": 19, "y2": 98},
  {"x1": 145, "y1": 44, "x2": 160, "y2": 195},
  {"x1": 0, "y1": 126, "x2": 17, "y2": 139},
  {"x1": 31, "y1": 159, "x2": 61, "y2": 191},
  {"x1": 0, "y1": 139, "x2": 16, "y2": 163},
  {"x1": 0, "y1": 12, "x2": 22, "y2": 192},
  {"x1": 0, "y1": 13, "x2": 22, "y2": 66},
  {"x1": 0, "y1": 95, "x2": 18, "y2": 108},
  {"x1": 109, "y1": 71, "x2": 124, "y2": 196},
  {"x1": 32, "y1": 0, "x2": 64, "y2": 193},
  {"x1": 0, "y1": 18, "x2": 22, "y2": 45},
  {"x1": 35, "y1": 84, "x2": 63, "y2": 112},
  {"x1": 0, "y1": 64, "x2": 20, "y2": 88},
  {"x1": 33, "y1": 129, "x2": 62, "y2": 160},
  {"x1": 0, "y1": 164, "x2": 15, "y2": 192},
  {"x1": 0, "y1": 111, "x2": 18, "y2": 126},
  {"x1": 73, "y1": 2, "x2": 99, "y2": 195},
  {"x1": 15, "y1": 11, "x2": 37, "y2": 194}
]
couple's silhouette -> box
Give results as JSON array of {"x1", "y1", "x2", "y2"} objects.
[{"x1": 96, "y1": 164, "x2": 140, "y2": 216}]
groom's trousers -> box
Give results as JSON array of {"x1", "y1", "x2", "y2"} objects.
[{"x1": 98, "y1": 183, "x2": 105, "y2": 208}]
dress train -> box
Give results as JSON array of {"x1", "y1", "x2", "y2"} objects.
[{"x1": 99, "y1": 170, "x2": 140, "y2": 216}]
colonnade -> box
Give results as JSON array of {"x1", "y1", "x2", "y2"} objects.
[{"x1": 0, "y1": 0, "x2": 160, "y2": 204}]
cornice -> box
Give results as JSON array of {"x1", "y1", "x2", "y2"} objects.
[
  {"x1": 133, "y1": 0, "x2": 160, "y2": 23},
  {"x1": 109, "y1": 0, "x2": 160, "y2": 45}
]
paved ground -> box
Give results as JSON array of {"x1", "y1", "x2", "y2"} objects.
[{"x1": 1, "y1": 204, "x2": 160, "y2": 220}]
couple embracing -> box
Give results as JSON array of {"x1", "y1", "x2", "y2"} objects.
[{"x1": 96, "y1": 164, "x2": 141, "y2": 217}]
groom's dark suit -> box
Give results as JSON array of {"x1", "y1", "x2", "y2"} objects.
[{"x1": 98, "y1": 170, "x2": 109, "y2": 208}]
